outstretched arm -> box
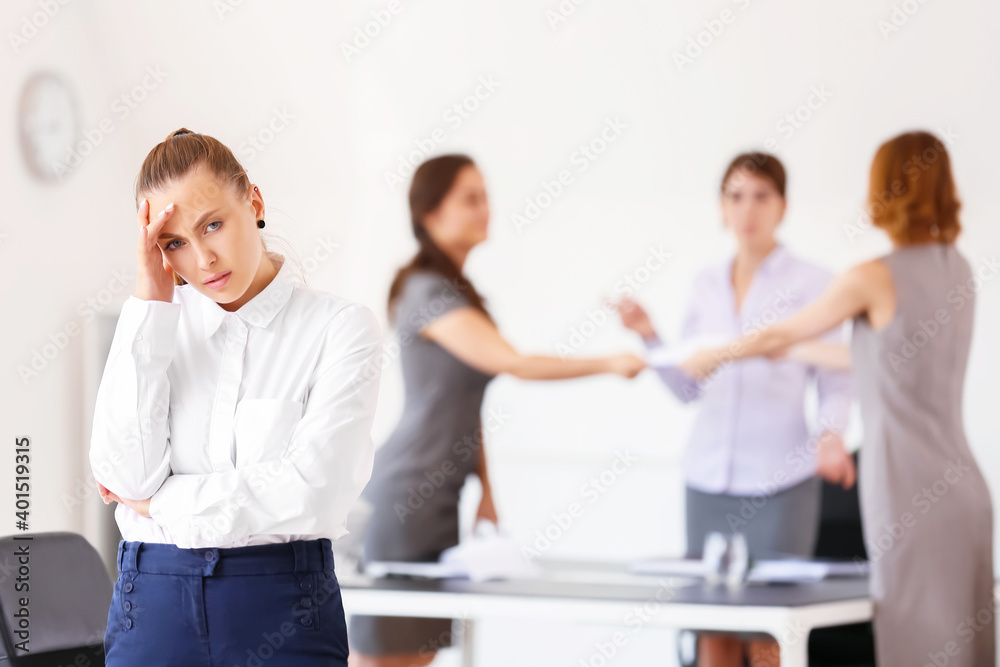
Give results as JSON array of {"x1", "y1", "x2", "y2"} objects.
[
  {"x1": 422, "y1": 307, "x2": 645, "y2": 380},
  {"x1": 680, "y1": 262, "x2": 879, "y2": 379},
  {"x1": 783, "y1": 341, "x2": 852, "y2": 371}
]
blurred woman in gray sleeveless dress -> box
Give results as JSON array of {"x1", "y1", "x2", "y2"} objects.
[
  {"x1": 678, "y1": 130, "x2": 995, "y2": 666},
  {"x1": 347, "y1": 155, "x2": 646, "y2": 667}
]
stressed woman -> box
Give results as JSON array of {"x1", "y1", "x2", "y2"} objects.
[{"x1": 90, "y1": 128, "x2": 383, "y2": 666}]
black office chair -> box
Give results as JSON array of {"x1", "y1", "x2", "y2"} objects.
[
  {"x1": 0, "y1": 532, "x2": 112, "y2": 666},
  {"x1": 808, "y1": 450, "x2": 876, "y2": 666}
]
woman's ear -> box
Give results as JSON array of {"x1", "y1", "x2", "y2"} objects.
[{"x1": 249, "y1": 184, "x2": 264, "y2": 220}]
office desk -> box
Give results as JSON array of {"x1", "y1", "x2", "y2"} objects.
[{"x1": 340, "y1": 559, "x2": 872, "y2": 667}]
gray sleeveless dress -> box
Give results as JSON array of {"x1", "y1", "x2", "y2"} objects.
[
  {"x1": 348, "y1": 270, "x2": 495, "y2": 655},
  {"x1": 851, "y1": 242, "x2": 995, "y2": 666}
]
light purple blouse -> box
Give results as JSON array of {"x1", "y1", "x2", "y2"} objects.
[{"x1": 645, "y1": 243, "x2": 853, "y2": 496}]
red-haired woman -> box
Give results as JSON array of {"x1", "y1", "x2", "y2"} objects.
[
  {"x1": 90, "y1": 128, "x2": 382, "y2": 666},
  {"x1": 680, "y1": 131, "x2": 996, "y2": 666}
]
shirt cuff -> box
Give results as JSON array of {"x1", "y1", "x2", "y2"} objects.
[
  {"x1": 148, "y1": 476, "x2": 196, "y2": 547},
  {"x1": 641, "y1": 333, "x2": 664, "y2": 349},
  {"x1": 116, "y1": 295, "x2": 182, "y2": 361}
]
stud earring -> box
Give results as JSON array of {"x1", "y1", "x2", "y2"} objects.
[{"x1": 257, "y1": 219, "x2": 265, "y2": 229}]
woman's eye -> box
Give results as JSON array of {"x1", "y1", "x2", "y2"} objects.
[
  {"x1": 207, "y1": 221, "x2": 221, "y2": 231},
  {"x1": 166, "y1": 240, "x2": 181, "y2": 251}
]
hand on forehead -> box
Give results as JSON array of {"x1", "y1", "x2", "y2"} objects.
[{"x1": 147, "y1": 169, "x2": 252, "y2": 234}]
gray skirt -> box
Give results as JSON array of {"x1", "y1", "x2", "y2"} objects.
[
  {"x1": 682, "y1": 476, "x2": 823, "y2": 645},
  {"x1": 684, "y1": 475, "x2": 822, "y2": 559}
]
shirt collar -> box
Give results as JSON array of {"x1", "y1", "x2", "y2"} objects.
[
  {"x1": 200, "y1": 254, "x2": 296, "y2": 339},
  {"x1": 757, "y1": 241, "x2": 789, "y2": 275},
  {"x1": 727, "y1": 241, "x2": 789, "y2": 279}
]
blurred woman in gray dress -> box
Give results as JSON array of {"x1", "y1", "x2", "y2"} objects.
[
  {"x1": 347, "y1": 154, "x2": 646, "y2": 667},
  {"x1": 680, "y1": 130, "x2": 995, "y2": 666}
]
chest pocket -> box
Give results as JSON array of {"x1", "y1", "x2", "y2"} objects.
[{"x1": 233, "y1": 398, "x2": 305, "y2": 468}]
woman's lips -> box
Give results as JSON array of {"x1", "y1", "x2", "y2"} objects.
[{"x1": 204, "y1": 271, "x2": 231, "y2": 290}]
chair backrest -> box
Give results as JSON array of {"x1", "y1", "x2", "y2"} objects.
[
  {"x1": 0, "y1": 532, "x2": 112, "y2": 665},
  {"x1": 813, "y1": 451, "x2": 868, "y2": 560}
]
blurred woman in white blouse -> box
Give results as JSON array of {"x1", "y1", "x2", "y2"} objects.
[
  {"x1": 617, "y1": 152, "x2": 855, "y2": 667},
  {"x1": 89, "y1": 128, "x2": 381, "y2": 666}
]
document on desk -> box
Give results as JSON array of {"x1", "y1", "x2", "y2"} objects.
[
  {"x1": 746, "y1": 558, "x2": 870, "y2": 583},
  {"x1": 628, "y1": 557, "x2": 711, "y2": 577},
  {"x1": 629, "y1": 557, "x2": 869, "y2": 582},
  {"x1": 365, "y1": 528, "x2": 544, "y2": 582},
  {"x1": 363, "y1": 560, "x2": 466, "y2": 579},
  {"x1": 643, "y1": 336, "x2": 730, "y2": 369}
]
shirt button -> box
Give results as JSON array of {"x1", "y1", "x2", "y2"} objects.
[
  {"x1": 299, "y1": 579, "x2": 312, "y2": 591},
  {"x1": 301, "y1": 597, "x2": 312, "y2": 608},
  {"x1": 205, "y1": 551, "x2": 216, "y2": 561},
  {"x1": 135, "y1": 334, "x2": 143, "y2": 341},
  {"x1": 123, "y1": 600, "x2": 132, "y2": 612},
  {"x1": 124, "y1": 582, "x2": 133, "y2": 592},
  {"x1": 300, "y1": 616, "x2": 312, "y2": 626},
  {"x1": 125, "y1": 617, "x2": 133, "y2": 629}
]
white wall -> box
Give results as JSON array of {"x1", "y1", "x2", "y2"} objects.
[{"x1": 2, "y1": 1, "x2": 998, "y2": 664}]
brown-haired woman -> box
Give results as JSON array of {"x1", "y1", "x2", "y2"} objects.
[
  {"x1": 347, "y1": 154, "x2": 646, "y2": 666},
  {"x1": 90, "y1": 128, "x2": 382, "y2": 666},
  {"x1": 618, "y1": 151, "x2": 857, "y2": 667},
  {"x1": 680, "y1": 131, "x2": 996, "y2": 666}
]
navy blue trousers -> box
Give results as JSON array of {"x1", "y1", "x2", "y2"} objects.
[{"x1": 104, "y1": 538, "x2": 349, "y2": 666}]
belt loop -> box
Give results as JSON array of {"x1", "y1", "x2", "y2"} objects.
[
  {"x1": 321, "y1": 538, "x2": 333, "y2": 571},
  {"x1": 124, "y1": 541, "x2": 140, "y2": 573},
  {"x1": 117, "y1": 540, "x2": 124, "y2": 572},
  {"x1": 292, "y1": 540, "x2": 307, "y2": 573}
]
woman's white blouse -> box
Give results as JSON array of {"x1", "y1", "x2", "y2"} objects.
[{"x1": 89, "y1": 257, "x2": 383, "y2": 549}]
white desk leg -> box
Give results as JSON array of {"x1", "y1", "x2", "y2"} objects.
[
  {"x1": 777, "y1": 631, "x2": 808, "y2": 667},
  {"x1": 460, "y1": 618, "x2": 476, "y2": 667}
]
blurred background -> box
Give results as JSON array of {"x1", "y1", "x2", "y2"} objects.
[{"x1": 2, "y1": 1, "x2": 998, "y2": 664}]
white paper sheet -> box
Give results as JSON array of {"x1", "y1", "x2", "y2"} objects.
[{"x1": 643, "y1": 336, "x2": 729, "y2": 369}]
